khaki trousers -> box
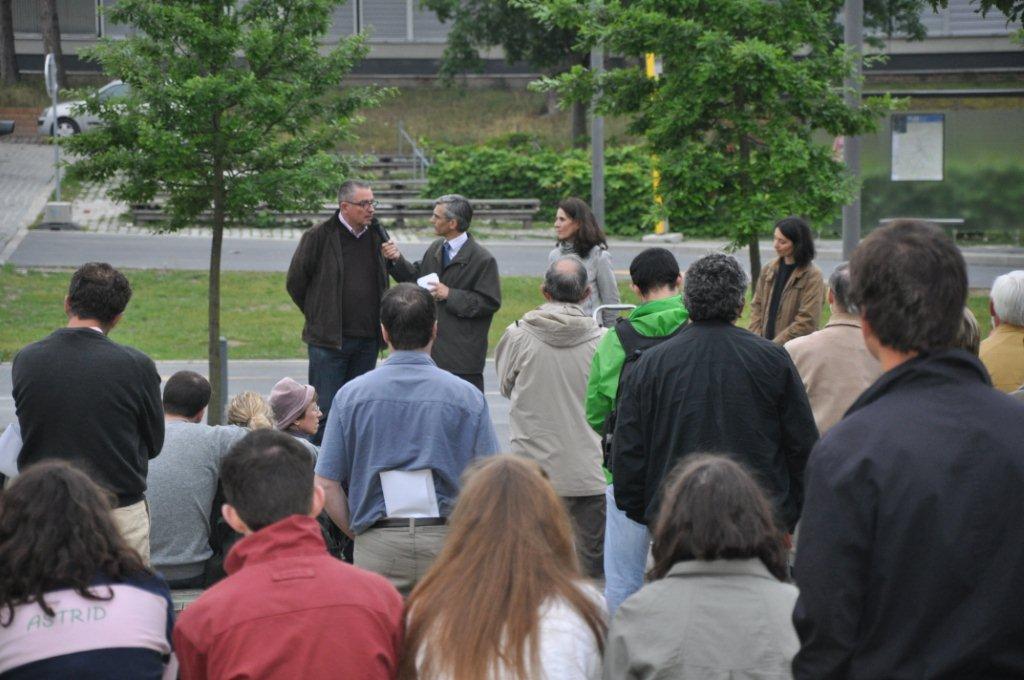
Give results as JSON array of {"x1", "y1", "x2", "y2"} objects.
[
  {"x1": 112, "y1": 499, "x2": 151, "y2": 564},
  {"x1": 355, "y1": 524, "x2": 449, "y2": 596}
]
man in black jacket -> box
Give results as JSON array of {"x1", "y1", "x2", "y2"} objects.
[
  {"x1": 383, "y1": 194, "x2": 501, "y2": 391},
  {"x1": 793, "y1": 220, "x2": 1024, "y2": 679},
  {"x1": 612, "y1": 253, "x2": 817, "y2": 531},
  {"x1": 286, "y1": 179, "x2": 390, "y2": 443},
  {"x1": 12, "y1": 262, "x2": 163, "y2": 560}
]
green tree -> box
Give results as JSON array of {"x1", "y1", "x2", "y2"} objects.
[
  {"x1": 65, "y1": 0, "x2": 384, "y2": 423},
  {"x1": 422, "y1": 0, "x2": 592, "y2": 147},
  {"x1": 528, "y1": 0, "x2": 897, "y2": 285}
]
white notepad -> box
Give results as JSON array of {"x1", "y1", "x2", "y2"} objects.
[
  {"x1": 380, "y1": 469, "x2": 440, "y2": 518},
  {"x1": 0, "y1": 422, "x2": 22, "y2": 479},
  {"x1": 416, "y1": 272, "x2": 440, "y2": 290}
]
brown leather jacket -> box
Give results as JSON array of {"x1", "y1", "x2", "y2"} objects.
[{"x1": 748, "y1": 258, "x2": 826, "y2": 345}]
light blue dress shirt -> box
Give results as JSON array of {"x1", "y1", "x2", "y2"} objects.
[{"x1": 315, "y1": 351, "x2": 499, "y2": 534}]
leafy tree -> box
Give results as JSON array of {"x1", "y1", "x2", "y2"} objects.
[
  {"x1": 422, "y1": 0, "x2": 591, "y2": 147},
  {"x1": 527, "y1": 0, "x2": 897, "y2": 285},
  {"x1": 932, "y1": 0, "x2": 1024, "y2": 25},
  {"x1": 65, "y1": 0, "x2": 384, "y2": 423}
]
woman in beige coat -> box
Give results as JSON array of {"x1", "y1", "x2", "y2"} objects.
[
  {"x1": 604, "y1": 455, "x2": 799, "y2": 680},
  {"x1": 749, "y1": 216, "x2": 826, "y2": 344}
]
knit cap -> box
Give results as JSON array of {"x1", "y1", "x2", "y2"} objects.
[{"x1": 269, "y1": 377, "x2": 316, "y2": 430}]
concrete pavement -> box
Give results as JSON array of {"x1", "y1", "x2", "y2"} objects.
[
  {"x1": 0, "y1": 142, "x2": 54, "y2": 261},
  {"x1": 5, "y1": 228, "x2": 1021, "y2": 287},
  {"x1": 0, "y1": 358, "x2": 513, "y2": 451}
]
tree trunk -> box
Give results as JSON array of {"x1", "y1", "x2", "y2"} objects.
[
  {"x1": 39, "y1": 0, "x2": 65, "y2": 88},
  {"x1": 208, "y1": 130, "x2": 226, "y2": 425},
  {"x1": 747, "y1": 232, "x2": 761, "y2": 295},
  {"x1": 740, "y1": 134, "x2": 761, "y2": 290},
  {"x1": 571, "y1": 100, "x2": 587, "y2": 149},
  {"x1": 0, "y1": 0, "x2": 19, "y2": 85}
]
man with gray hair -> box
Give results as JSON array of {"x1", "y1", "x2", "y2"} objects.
[
  {"x1": 286, "y1": 179, "x2": 391, "y2": 444},
  {"x1": 383, "y1": 194, "x2": 501, "y2": 391},
  {"x1": 980, "y1": 270, "x2": 1024, "y2": 392},
  {"x1": 495, "y1": 256, "x2": 607, "y2": 575},
  {"x1": 612, "y1": 253, "x2": 817, "y2": 532},
  {"x1": 784, "y1": 263, "x2": 882, "y2": 434}
]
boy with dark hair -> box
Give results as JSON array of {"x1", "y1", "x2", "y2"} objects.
[
  {"x1": 148, "y1": 371, "x2": 245, "y2": 588},
  {"x1": 12, "y1": 262, "x2": 162, "y2": 561},
  {"x1": 174, "y1": 430, "x2": 404, "y2": 680},
  {"x1": 793, "y1": 221, "x2": 1024, "y2": 678},
  {"x1": 584, "y1": 247, "x2": 689, "y2": 615}
]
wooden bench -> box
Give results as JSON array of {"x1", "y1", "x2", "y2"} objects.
[
  {"x1": 880, "y1": 216, "x2": 1021, "y2": 245},
  {"x1": 132, "y1": 197, "x2": 542, "y2": 230}
]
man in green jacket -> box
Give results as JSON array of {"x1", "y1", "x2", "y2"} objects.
[{"x1": 586, "y1": 247, "x2": 688, "y2": 615}]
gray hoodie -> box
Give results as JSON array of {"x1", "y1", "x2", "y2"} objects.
[{"x1": 495, "y1": 303, "x2": 607, "y2": 496}]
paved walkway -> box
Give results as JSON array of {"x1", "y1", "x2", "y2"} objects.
[
  {"x1": 0, "y1": 142, "x2": 54, "y2": 260},
  {"x1": 0, "y1": 358, "x2": 513, "y2": 451}
]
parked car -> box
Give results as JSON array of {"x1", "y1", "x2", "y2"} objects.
[
  {"x1": 0, "y1": 121, "x2": 13, "y2": 136},
  {"x1": 37, "y1": 80, "x2": 131, "y2": 137}
]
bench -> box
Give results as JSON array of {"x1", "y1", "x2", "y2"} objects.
[{"x1": 132, "y1": 197, "x2": 541, "y2": 230}]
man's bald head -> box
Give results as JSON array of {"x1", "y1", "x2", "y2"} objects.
[{"x1": 543, "y1": 256, "x2": 590, "y2": 304}]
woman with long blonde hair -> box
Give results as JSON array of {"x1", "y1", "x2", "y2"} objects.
[{"x1": 401, "y1": 455, "x2": 606, "y2": 680}]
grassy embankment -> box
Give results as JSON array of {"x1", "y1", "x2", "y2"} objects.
[{"x1": 0, "y1": 266, "x2": 993, "y2": 362}]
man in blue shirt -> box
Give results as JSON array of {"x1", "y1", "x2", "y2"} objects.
[{"x1": 314, "y1": 283, "x2": 499, "y2": 594}]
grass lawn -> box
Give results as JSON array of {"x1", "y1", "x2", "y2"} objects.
[{"x1": 0, "y1": 266, "x2": 993, "y2": 362}]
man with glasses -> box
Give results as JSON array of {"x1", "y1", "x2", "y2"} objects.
[
  {"x1": 383, "y1": 194, "x2": 501, "y2": 391},
  {"x1": 287, "y1": 179, "x2": 390, "y2": 444}
]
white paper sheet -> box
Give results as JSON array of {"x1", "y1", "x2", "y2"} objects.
[
  {"x1": 0, "y1": 422, "x2": 22, "y2": 479},
  {"x1": 416, "y1": 272, "x2": 440, "y2": 291},
  {"x1": 380, "y1": 469, "x2": 440, "y2": 518}
]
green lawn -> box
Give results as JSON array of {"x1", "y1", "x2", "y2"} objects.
[{"x1": 0, "y1": 266, "x2": 992, "y2": 362}]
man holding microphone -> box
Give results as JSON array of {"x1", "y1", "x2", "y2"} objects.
[{"x1": 286, "y1": 179, "x2": 392, "y2": 444}]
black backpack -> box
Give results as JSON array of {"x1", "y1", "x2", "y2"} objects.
[{"x1": 602, "y1": 317, "x2": 687, "y2": 466}]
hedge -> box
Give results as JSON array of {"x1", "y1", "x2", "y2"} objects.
[{"x1": 425, "y1": 137, "x2": 1023, "y2": 238}]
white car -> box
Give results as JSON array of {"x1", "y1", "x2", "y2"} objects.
[{"x1": 37, "y1": 80, "x2": 131, "y2": 137}]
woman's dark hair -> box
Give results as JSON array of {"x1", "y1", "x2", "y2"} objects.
[
  {"x1": 558, "y1": 197, "x2": 607, "y2": 257},
  {"x1": 649, "y1": 454, "x2": 789, "y2": 582},
  {"x1": 0, "y1": 462, "x2": 150, "y2": 627},
  {"x1": 775, "y1": 216, "x2": 816, "y2": 267}
]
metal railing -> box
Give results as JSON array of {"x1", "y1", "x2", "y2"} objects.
[
  {"x1": 593, "y1": 304, "x2": 637, "y2": 325},
  {"x1": 397, "y1": 121, "x2": 432, "y2": 180}
]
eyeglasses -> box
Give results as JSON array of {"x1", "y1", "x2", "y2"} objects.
[{"x1": 345, "y1": 199, "x2": 379, "y2": 209}]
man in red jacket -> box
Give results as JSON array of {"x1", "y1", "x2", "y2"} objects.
[{"x1": 173, "y1": 430, "x2": 404, "y2": 680}]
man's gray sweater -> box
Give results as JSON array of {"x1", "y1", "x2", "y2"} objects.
[{"x1": 147, "y1": 421, "x2": 247, "y2": 581}]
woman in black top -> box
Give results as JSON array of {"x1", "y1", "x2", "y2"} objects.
[{"x1": 748, "y1": 216, "x2": 826, "y2": 344}]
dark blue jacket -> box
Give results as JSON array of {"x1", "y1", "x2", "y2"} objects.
[
  {"x1": 612, "y1": 320, "x2": 817, "y2": 529},
  {"x1": 793, "y1": 350, "x2": 1024, "y2": 679}
]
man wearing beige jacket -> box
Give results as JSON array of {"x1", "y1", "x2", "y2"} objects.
[
  {"x1": 495, "y1": 256, "x2": 607, "y2": 577},
  {"x1": 785, "y1": 263, "x2": 882, "y2": 434}
]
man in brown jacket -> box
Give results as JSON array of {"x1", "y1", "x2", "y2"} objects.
[
  {"x1": 383, "y1": 194, "x2": 501, "y2": 391},
  {"x1": 784, "y1": 263, "x2": 882, "y2": 435},
  {"x1": 286, "y1": 179, "x2": 390, "y2": 444}
]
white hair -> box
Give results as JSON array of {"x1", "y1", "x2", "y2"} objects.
[{"x1": 991, "y1": 270, "x2": 1024, "y2": 327}]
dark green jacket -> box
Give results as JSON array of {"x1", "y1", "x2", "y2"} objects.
[{"x1": 286, "y1": 211, "x2": 389, "y2": 349}]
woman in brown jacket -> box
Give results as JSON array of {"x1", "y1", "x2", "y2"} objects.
[{"x1": 749, "y1": 216, "x2": 826, "y2": 344}]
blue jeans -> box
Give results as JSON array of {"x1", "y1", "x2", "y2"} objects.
[
  {"x1": 308, "y1": 338, "x2": 379, "y2": 444},
  {"x1": 603, "y1": 484, "x2": 651, "y2": 617}
]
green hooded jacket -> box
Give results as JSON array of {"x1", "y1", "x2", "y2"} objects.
[{"x1": 585, "y1": 294, "x2": 689, "y2": 433}]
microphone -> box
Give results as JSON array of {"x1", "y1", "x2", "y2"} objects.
[{"x1": 370, "y1": 216, "x2": 390, "y2": 243}]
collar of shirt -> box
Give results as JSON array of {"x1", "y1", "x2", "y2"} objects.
[
  {"x1": 383, "y1": 350, "x2": 437, "y2": 367},
  {"x1": 444, "y1": 232, "x2": 469, "y2": 259},
  {"x1": 338, "y1": 211, "x2": 368, "y2": 239}
]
